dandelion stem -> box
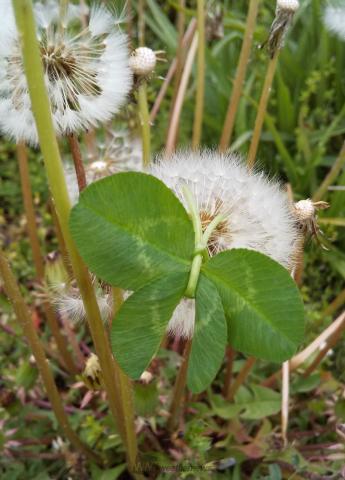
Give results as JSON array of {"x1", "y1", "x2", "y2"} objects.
[
  {"x1": 17, "y1": 142, "x2": 77, "y2": 374},
  {"x1": 150, "y1": 19, "x2": 197, "y2": 124},
  {"x1": 192, "y1": 0, "x2": 205, "y2": 149},
  {"x1": 281, "y1": 361, "x2": 289, "y2": 446},
  {"x1": 219, "y1": 0, "x2": 260, "y2": 152},
  {"x1": 138, "y1": 83, "x2": 151, "y2": 167},
  {"x1": 0, "y1": 249, "x2": 101, "y2": 465},
  {"x1": 247, "y1": 53, "x2": 279, "y2": 169},
  {"x1": 313, "y1": 141, "x2": 345, "y2": 202},
  {"x1": 167, "y1": 338, "x2": 192, "y2": 431},
  {"x1": 68, "y1": 134, "x2": 87, "y2": 192},
  {"x1": 12, "y1": 0, "x2": 139, "y2": 469}
]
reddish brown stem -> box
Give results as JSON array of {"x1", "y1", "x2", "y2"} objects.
[
  {"x1": 68, "y1": 134, "x2": 87, "y2": 192},
  {"x1": 227, "y1": 356, "x2": 256, "y2": 401},
  {"x1": 167, "y1": 339, "x2": 192, "y2": 432},
  {"x1": 222, "y1": 346, "x2": 235, "y2": 397}
]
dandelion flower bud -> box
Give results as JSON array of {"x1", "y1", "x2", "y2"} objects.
[
  {"x1": 129, "y1": 47, "x2": 157, "y2": 76},
  {"x1": 294, "y1": 199, "x2": 316, "y2": 221},
  {"x1": 151, "y1": 149, "x2": 299, "y2": 338},
  {"x1": 0, "y1": 2, "x2": 132, "y2": 145},
  {"x1": 44, "y1": 252, "x2": 69, "y2": 293},
  {"x1": 82, "y1": 353, "x2": 103, "y2": 390}
]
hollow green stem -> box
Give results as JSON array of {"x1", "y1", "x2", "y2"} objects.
[
  {"x1": 138, "y1": 83, "x2": 151, "y2": 168},
  {"x1": 185, "y1": 254, "x2": 203, "y2": 298},
  {"x1": 0, "y1": 249, "x2": 101, "y2": 465},
  {"x1": 182, "y1": 185, "x2": 202, "y2": 244},
  {"x1": 12, "y1": 0, "x2": 138, "y2": 469},
  {"x1": 202, "y1": 214, "x2": 226, "y2": 246}
]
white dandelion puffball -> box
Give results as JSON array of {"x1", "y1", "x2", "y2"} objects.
[
  {"x1": 129, "y1": 47, "x2": 157, "y2": 76},
  {"x1": 277, "y1": 0, "x2": 299, "y2": 12},
  {"x1": 324, "y1": 4, "x2": 345, "y2": 40},
  {"x1": 151, "y1": 150, "x2": 300, "y2": 338},
  {"x1": 0, "y1": 2, "x2": 132, "y2": 145}
]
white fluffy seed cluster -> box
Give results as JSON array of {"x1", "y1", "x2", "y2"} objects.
[
  {"x1": 277, "y1": 0, "x2": 299, "y2": 12},
  {"x1": 129, "y1": 47, "x2": 157, "y2": 76},
  {"x1": 0, "y1": 1, "x2": 132, "y2": 145},
  {"x1": 323, "y1": 4, "x2": 345, "y2": 41},
  {"x1": 150, "y1": 150, "x2": 300, "y2": 338}
]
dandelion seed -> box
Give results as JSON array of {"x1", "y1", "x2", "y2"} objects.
[
  {"x1": 0, "y1": 1, "x2": 132, "y2": 145},
  {"x1": 151, "y1": 149, "x2": 300, "y2": 338},
  {"x1": 323, "y1": 2, "x2": 345, "y2": 41}
]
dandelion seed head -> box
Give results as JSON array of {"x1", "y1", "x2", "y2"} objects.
[
  {"x1": 129, "y1": 47, "x2": 157, "y2": 76},
  {"x1": 323, "y1": 4, "x2": 345, "y2": 41},
  {"x1": 294, "y1": 199, "x2": 316, "y2": 221},
  {"x1": 151, "y1": 150, "x2": 299, "y2": 269},
  {"x1": 0, "y1": 2, "x2": 132, "y2": 145},
  {"x1": 152, "y1": 150, "x2": 300, "y2": 339}
]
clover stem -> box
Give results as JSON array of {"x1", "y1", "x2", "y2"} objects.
[
  {"x1": 167, "y1": 338, "x2": 192, "y2": 432},
  {"x1": 12, "y1": 0, "x2": 138, "y2": 469},
  {"x1": 0, "y1": 249, "x2": 102, "y2": 465}
]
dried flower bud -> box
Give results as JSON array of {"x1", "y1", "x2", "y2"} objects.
[
  {"x1": 82, "y1": 353, "x2": 103, "y2": 391},
  {"x1": 129, "y1": 47, "x2": 157, "y2": 76},
  {"x1": 294, "y1": 199, "x2": 316, "y2": 221},
  {"x1": 264, "y1": 0, "x2": 300, "y2": 58}
]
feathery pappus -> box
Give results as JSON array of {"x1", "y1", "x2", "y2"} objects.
[{"x1": 0, "y1": 0, "x2": 132, "y2": 145}]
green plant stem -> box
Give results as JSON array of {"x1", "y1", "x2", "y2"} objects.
[
  {"x1": 185, "y1": 254, "x2": 203, "y2": 298},
  {"x1": 0, "y1": 249, "x2": 101, "y2": 465},
  {"x1": 138, "y1": 83, "x2": 151, "y2": 168},
  {"x1": 219, "y1": 0, "x2": 260, "y2": 152},
  {"x1": 12, "y1": 0, "x2": 139, "y2": 470},
  {"x1": 17, "y1": 142, "x2": 77, "y2": 375},
  {"x1": 167, "y1": 339, "x2": 192, "y2": 432},
  {"x1": 192, "y1": 0, "x2": 205, "y2": 149},
  {"x1": 247, "y1": 53, "x2": 279, "y2": 169},
  {"x1": 313, "y1": 141, "x2": 345, "y2": 202}
]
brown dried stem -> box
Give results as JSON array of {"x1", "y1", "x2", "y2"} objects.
[
  {"x1": 227, "y1": 356, "x2": 256, "y2": 401},
  {"x1": 68, "y1": 134, "x2": 87, "y2": 192},
  {"x1": 313, "y1": 141, "x2": 345, "y2": 202}
]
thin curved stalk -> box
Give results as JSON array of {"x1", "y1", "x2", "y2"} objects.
[
  {"x1": 165, "y1": 33, "x2": 198, "y2": 156},
  {"x1": 192, "y1": 0, "x2": 205, "y2": 149},
  {"x1": 219, "y1": 0, "x2": 260, "y2": 152},
  {"x1": 138, "y1": 83, "x2": 151, "y2": 167},
  {"x1": 0, "y1": 249, "x2": 101, "y2": 465},
  {"x1": 68, "y1": 134, "x2": 87, "y2": 192},
  {"x1": 12, "y1": 0, "x2": 138, "y2": 470},
  {"x1": 281, "y1": 361, "x2": 289, "y2": 446}
]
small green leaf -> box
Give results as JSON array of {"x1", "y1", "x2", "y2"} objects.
[
  {"x1": 235, "y1": 385, "x2": 281, "y2": 420},
  {"x1": 187, "y1": 275, "x2": 227, "y2": 394},
  {"x1": 203, "y1": 249, "x2": 305, "y2": 362},
  {"x1": 111, "y1": 272, "x2": 187, "y2": 379},
  {"x1": 70, "y1": 172, "x2": 194, "y2": 291}
]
